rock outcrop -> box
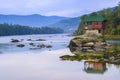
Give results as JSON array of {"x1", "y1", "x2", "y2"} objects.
[
  {"x1": 69, "y1": 32, "x2": 108, "y2": 53},
  {"x1": 68, "y1": 32, "x2": 120, "y2": 64}
]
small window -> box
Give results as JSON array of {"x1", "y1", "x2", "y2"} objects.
[
  {"x1": 87, "y1": 22, "x2": 91, "y2": 25},
  {"x1": 96, "y1": 22, "x2": 99, "y2": 25},
  {"x1": 98, "y1": 30, "x2": 101, "y2": 33},
  {"x1": 83, "y1": 22, "x2": 87, "y2": 25},
  {"x1": 83, "y1": 22, "x2": 86, "y2": 25}
]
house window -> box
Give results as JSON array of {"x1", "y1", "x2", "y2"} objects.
[
  {"x1": 98, "y1": 30, "x2": 101, "y2": 33},
  {"x1": 96, "y1": 22, "x2": 99, "y2": 25},
  {"x1": 87, "y1": 22, "x2": 92, "y2": 25},
  {"x1": 84, "y1": 22, "x2": 87, "y2": 25}
]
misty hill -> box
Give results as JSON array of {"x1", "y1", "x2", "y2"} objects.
[
  {"x1": 48, "y1": 17, "x2": 80, "y2": 33},
  {"x1": 0, "y1": 14, "x2": 81, "y2": 33},
  {"x1": 0, "y1": 14, "x2": 68, "y2": 27}
]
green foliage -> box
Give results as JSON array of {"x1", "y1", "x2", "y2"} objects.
[
  {"x1": 80, "y1": 15, "x2": 88, "y2": 20},
  {"x1": 0, "y1": 23, "x2": 64, "y2": 36},
  {"x1": 60, "y1": 53, "x2": 104, "y2": 61},
  {"x1": 76, "y1": 2, "x2": 120, "y2": 35},
  {"x1": 74, "y1": 21, "x2": 84, "y2": 35},
  {"x1": 90, "y1": 12, "x2": 98, "y2": 16},
  {"x1": 98, "y1": 6, "x2": 120, "y2": 35}
]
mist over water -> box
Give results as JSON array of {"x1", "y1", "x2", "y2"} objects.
[{"x1": 0, "y1": 34, "x2": 120, "y2": 80}]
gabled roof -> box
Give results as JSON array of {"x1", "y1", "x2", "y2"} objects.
[{"x1": 81, "y1": 16, "x2": 105, "y2": 22}]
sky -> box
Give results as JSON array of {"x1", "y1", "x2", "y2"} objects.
[{"x1": 0, "y1": 0, "x2": 119, "y2": 17}]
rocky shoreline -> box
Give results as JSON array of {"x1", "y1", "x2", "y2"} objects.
[
  {"x1": 65, "y1": 33, "x2": 120, "y2": 64},
  {"x1": 10, "y1": 38, "x2": 52, "y2": 49}
]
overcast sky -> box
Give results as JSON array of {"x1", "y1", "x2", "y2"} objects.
[{"x1": 0, "y1": 0, "x2": 119, "y2": 17}]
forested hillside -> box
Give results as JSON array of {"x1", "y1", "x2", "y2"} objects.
[
  {"x1": 76, "y1": 4, "x2": 120, "y2": 35},
  {"x1": 0, "y1": 14, "x2": 80, "y2": 33},
  {"x1": 48, "y1": 17, "x2": 80, "y2": 33},
  {"x1": 0, "y1": 23, "x2": 64, "y2": 36}
]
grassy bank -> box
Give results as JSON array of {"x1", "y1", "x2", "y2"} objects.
[{"x1": 104, "y1": 35, "x2": 120, "y2": 40}]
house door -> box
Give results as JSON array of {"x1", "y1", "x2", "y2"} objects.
[{"x1": 98, "y1": 30, "x2": 101, "y2": 33}]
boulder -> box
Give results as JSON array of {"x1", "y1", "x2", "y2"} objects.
[
  {"x1": 29, "y1": 43, "x2": 35, "y2": 46},
  {"x1": 83, "y1": 42, "x2": 94, "y2": 47},
  {"x1": 11, "y1": 39, "x2": 20, "y2": 43},
  {"x1": 17, "y1": 44, "x2": 25, "y2": 48},
  {"x1": 37, "y1": 44, "x2": 46, "y2": 48},
  {"x1": 27, "y1": 39, "x2": 33, "y2": 41},
  {"x1": 46, "y1": 45, "x2": 52, "y2": 48}
]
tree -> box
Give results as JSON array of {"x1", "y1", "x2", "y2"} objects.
[
  {"x1": 80, "y1": 15, "x2": 88, "y2": 20},
  {"x1": 90, "y1": 12, "x2": 98, "y2": 16},
  {"x1": 76, "y1": 2, "x2": 120, "y2": 35},
  {"x1": 0, "y1": 23, "x2": 64, "y2": 36}
]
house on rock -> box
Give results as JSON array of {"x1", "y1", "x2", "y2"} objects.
[
  {"x1": 84, "y1": 61, "x2": 107, "y2": 74},
  {"x1": 81, "y1": 16, "x2": 106, "y2": 35}
]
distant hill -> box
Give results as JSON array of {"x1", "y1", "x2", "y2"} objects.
[
  {"x1": 0, "y1": 23, "x2": 64, "y2": 36},
  {"x1": 0, "y1": 14, "x2": 68, "y2": 27},
  {"x1": 0, "y1": 14, "x2": 81, "y2": 33},
  {"x1": 48, "y1": 17, "x2": 80, "y2": 33}
]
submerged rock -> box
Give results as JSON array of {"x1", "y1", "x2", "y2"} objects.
[
  {"x1": 36, "y1": 39, "x2": 46, "y2": 41},
  {"x1": 46, "y1": 45, "x2": 52, "y2": 48},
  {"x1": 11, "y1": 39, "x2": 20, "y2": 43},
  {"x1": 29, "y1": 43, "x2": 36, "y2": 46},
  {"x1": 17, "y1": 44, "x2": 25, "y2": 48},
  {"x1": 29, "y1": 48, "x2": 41, "y2": 50},
  {"x1": 37, "y1": 44, "x2": 46, "y2": 48},
  {"x1": 27, "y1": 39, "x2": 33, "y2": 41}
]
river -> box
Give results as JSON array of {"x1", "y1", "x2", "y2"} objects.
[{"x1": 0, "y1": 34, "x2": 120, "y2": 80}]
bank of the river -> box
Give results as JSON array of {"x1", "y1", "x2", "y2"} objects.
[
  {"x1": 104, "y1": 35, "x2": 120, "y2": 40},
  {"x1": 67, "y1": 34, "x2": 120, "y2": 64},
  {"x1": 0, "y1": 34, "x2": 120, "y2": 80}
]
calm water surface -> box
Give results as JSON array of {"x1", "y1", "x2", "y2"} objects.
[{"x1": 0, "y1": 34, "x2": 120, "y2": 80}]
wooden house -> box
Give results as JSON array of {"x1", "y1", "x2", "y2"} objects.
[
  {"x1": 81, "y1": 16, "x2": 106, "y2": 34},
  {"x1": 84, "y1": 61, "x2": 107, "y2": 74}
]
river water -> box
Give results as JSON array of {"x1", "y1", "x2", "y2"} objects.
[{"x1": 0, "y1": 34, "x2": 120, "y2": 80}]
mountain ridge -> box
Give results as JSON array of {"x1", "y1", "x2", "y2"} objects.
[
  {"x1": 48, "y1": 17, "x2": 80, "y2": 33},
  {"x1": 0, "y1": 14, "x2": 69, "y2": 27},
  {"x1": 0, "y1": 14, "x2": 80, "y2": 33}
]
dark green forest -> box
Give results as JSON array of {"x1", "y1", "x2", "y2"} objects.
[
  {"x1": 76, "y1": 3, "x2": 120, "y2": 35},
  {"x1": 0, "y1": 23, "x2": 64, "y2": 36}
]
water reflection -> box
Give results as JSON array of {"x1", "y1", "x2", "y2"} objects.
[
  {"x1": 0, "y1": 34, "x2": 73, "y2": 53},
  {"x1": 0, "y1": 43, "x2": 13, "y2": 49},
  {"x1": 60, "y1": 55, "x2": 108, "y2": 74},
  {"x1": 67, "y1": 39, "x2": 120, "y2": 65},
  {"x1": 0, "y1": 35, "x2": 120, "y2": 80},
  {"x1": 84, "y1": 61, "x2": 107, "y2": 74}
]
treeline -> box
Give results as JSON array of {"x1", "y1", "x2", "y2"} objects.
[
  {"x1": 76, "y1": 2, "x2": 120, "y2": 35},
  {"x1": 0, "y1": 23, "x2": 64, "y2": 36}
]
